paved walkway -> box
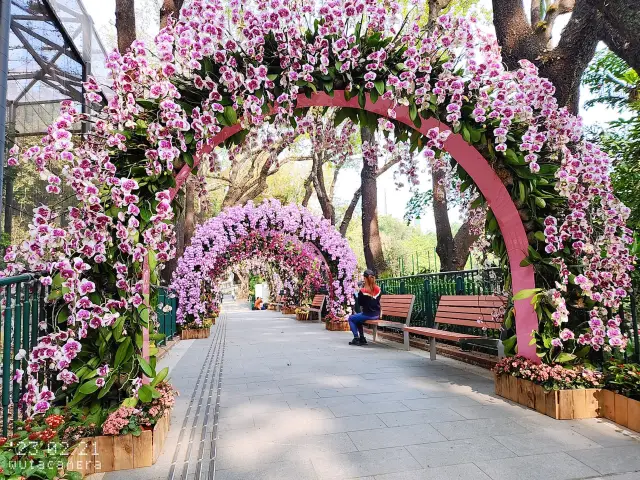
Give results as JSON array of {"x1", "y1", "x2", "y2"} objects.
[{"x1": 102, "y1": 302, "x2": 640, "y2": 480}]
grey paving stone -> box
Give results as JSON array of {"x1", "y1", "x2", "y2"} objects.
[
  {"x1": 347, "y1": 423, "x2": 446, "y2": 450},
  {"x1": 405, "y1": 436, "x2": 515, "y2": 468},
  {"x1": 215, "y1": 459, "x2": 319, "y2": 480},
  {"x1": 568, "y1": 445, "x2": 640, "y2": 475},
  {"x1": 373, "y1": 463, "x2": 492, "y2": 479},
  {"x1": 401, "y1": 395, "x2": 481, "y2": 411},
  {"x1": 310, "y1": 446, "x2": 422, "y2": 479},
  {"x1": 330, "y1": 400, "x2": 410, "y2": 418},
  {"x1": 356, "y1": 391, "x2": 430, "y2": 404},
  {"x1": 450, "y1": 402, "x2": 538, "y2": 420},
  {"x1": 377, "y1": 408, "x2": 465, "y2": 427},
  {"x1": 475, "y1": 452, "x2": 600, "y2": 480},
  {"x1": 494, "y1": 428, "x2": 602, "y2": 456},
  {"x1": 431, "y1": 417, "x2": 531, "y2": 440}
]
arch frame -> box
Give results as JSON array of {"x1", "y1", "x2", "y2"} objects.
[{"x1": 163, "y1": 91, "x2": 538, "y2": 360}]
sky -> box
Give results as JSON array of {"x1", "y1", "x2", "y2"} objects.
[{"x1": 82, "y1": 0, "x2": 621, "y2": 232}]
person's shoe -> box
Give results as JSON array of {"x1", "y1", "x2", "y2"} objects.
[
  {"x1": 358, "y1": 337, "x2": 368, "y2": 346},
  {"x1": 349, "y1": 337, "x2": 362, "y2": 346}
]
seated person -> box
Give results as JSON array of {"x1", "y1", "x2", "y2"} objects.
[
  {"x1": 347, "y1": 270, "x2": 381, "y2": 346},
  {"x1": 254, "y1": 297, "x2": 263, "y2": 310}
]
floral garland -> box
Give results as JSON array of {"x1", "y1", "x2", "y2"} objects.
[
  {"x1": 181, "y1": 231, "x2": 326, "y2": 325},
  {"x1": 2, "y1": 0, "x2": 634, "y2": 418},
  {"x1": 173, "y1": 200, "x2": 357, "y2": 323}
]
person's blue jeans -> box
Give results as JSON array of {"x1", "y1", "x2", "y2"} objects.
[{"x1": 348, "y1": 313, "x2": 379, "y2": 337}]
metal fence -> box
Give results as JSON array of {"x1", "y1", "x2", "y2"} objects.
[
  {"x1": 0, "y1": 273, "x2": 53, "y2": 435},
  {"x1": 377, "y1": 268, "x2": 505, "y2": 328},
  {"x1": 155, "y1": 286, "x2": 177, "y2": 346}
]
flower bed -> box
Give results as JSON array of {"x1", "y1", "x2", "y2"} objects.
[
  {"x1": 326, "y1": 320, "x2": 350, "y2": 332},
  {"x1": 181, "y1": 328, "x2": 210, "y2": 340},
  {"x1": 67, "y1": 411, "x2": 170, "y2": 475},
  {"x1": 494, "y1": 356, "x2": 602, "y2": 420}
]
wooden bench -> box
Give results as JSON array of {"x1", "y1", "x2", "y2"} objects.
[
  {"x1": 364, "y1": 294, "x2": 416, "y2": 349},
  {"x1": 303, "y1": 294, "x2": 326, "y2": 322},
  {"x1": 272, "y1": 295, "x2": 284, "y2": 311},
  {"x1": 404, "y1": 295, "x2": 506, "y2": 360}
]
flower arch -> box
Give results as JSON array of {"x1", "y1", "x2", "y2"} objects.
[
  {"x1": 3, "y1": 0, "x2": 634, "y2": 417},
  {"x1": 174, "y1": 225, "x2": 328, "y2": 324},
  {"x1": 173, "y1": 200, "x2": 358, "y2": 323}
]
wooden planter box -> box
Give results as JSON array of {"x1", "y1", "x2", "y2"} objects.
[
  {"x1": 326, "y1": 321, "x2": 350, "y2": 332},
  {"x1": 494, "y1": 374, "x2": 600, "y2": 420},
  {"x1": 296, "y1": 312, "x2": 309, "y2": 321},
  {"x1": 282, "y1": 307, "x2": 296, "y2": 315},
  {"x1": 601, "y1": 390, "x2": 640, "y2": 432},
  {"x1": 181, "y1": 328, "x2": 210, "y2": 340},
  {"x1": 68, "y1": 411, "x2": 170, "y2": 476},
  {"x1": 205, "y1": 316, "x2": 216, "y2": 325},
  {"x1": 267, "y1": 305, "x2": 276, "y2": 310}
]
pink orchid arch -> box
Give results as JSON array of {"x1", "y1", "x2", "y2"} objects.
[
  {"x1": 173, "y1": 200, "x2": 358, "y2": 323},
  {"x1": 182, "y1": 230, "x2": 327, "y2": 325}
]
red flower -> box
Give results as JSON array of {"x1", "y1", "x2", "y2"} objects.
[{"x1": 0, "y1": 437, "x2": 6, "y2": 446}]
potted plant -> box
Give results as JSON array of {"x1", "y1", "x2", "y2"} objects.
[
  {"x1": 295, "y1": 307, "x2": 309, "y2": 321},
  {"x1": 67, "y1": 381, "x2": 176, "y2": 475},
  {"x1": 601, "y1": 362, "x2": 640, "y2": 432},
  {"x1": 179, "y1": 316, "x2": 213, "y2": 339},
  {"x1": 494, "y1": 355, "x2": 603, "y2": 419},
  {"x1": 325, "y1": 312, "x2": 350, "y2": 332}
]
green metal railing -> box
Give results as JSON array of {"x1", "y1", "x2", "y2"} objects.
[
  {"x1": 0, "y1": 273, "x2": 52, "y2": 436},
  {"x1": 377, "y1": 268, "x2": 504, "y2": 328},
  {"x1": 154, "y1": 286, "x2": 177, "y2": 346}
]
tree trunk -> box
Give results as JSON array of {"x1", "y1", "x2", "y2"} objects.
[
  {"x1": 339, "y1": 187, "x2": 361, "y2": 236},
  {"x1": 311, "y1": 153, "x2": 336, "y2": 224},
  {"x1": 160, "y1": 0, "x2": 185, "y2": 28},
  {"x1": 451, "y1": 220, "x2": 478, "y2": 270},
  {"x1": 431, "y1": 166, "x2": 456, "y2": 272},
  {"x1": 183, "y1": 177, "x2": 196, "y2": 248},
  {"x1": 301, "y1": 174, "x2": 313, "y2": 207},
  {"x1": 360, "y1": 126, "x2": 388, "y2": 274},
  {"x1": 115, "y1": 0, "x2": 136, "y2": 52}
]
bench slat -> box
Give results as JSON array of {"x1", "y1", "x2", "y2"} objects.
[
  {"x1": 435, "y1": 309, "x2": 499, "y2": 321},
  {"x1": 440, "y1": 295, "x2": 505, "y2": 302},
  {"x1": 382, "y1": 306, "x2": 412, "y2": 315},
  {"x1": 404, "y1": 326, "x2": 481, "y2": 340},
  {"x1": 438, "y1": 299, "x2": 506, "y2": 308},
  {"x1": 434, "y1": 317, "x2": 501, "y2": 329}
]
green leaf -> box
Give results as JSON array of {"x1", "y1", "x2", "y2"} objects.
[
  {"x1": 97, "y1": 375, "x2": 117, "y2": 399},
  {"x1": 137, "y1": 355, "x2": 156, "y2": 378},
  {"x1": 65, "y1": 471, "x2": 84, "y2": 480},
  {"x1": 513, "y1": 288, "x2": 542, "y2": 301},
  {"x1": 138, "y1": 384, "x2": 154, "y2": 403},
  {"x1": 555, "y1": 353, "x2": 577, "y2": 364},
  {"x1": 79, "y1": 378, "x2": 100, "y2": 395},
  {"x1": 358, "y1": 90, "x2": 366, "y2": 109},
  {"x1": 333, "y1": 108, "x2": 349, "y2": 127},
  {"x1": 122, "y1": 397, "x2": 138, "y2": 408},
  {"x1": 151, "y1": 367, "x2": 169, "y2": 387},
  {"x1": 115, "y1": 337, "x2": 133, "y2": 368},
  {"x1": 462, "y1": 125, "x2": 471, "y2": 143},
  {"x1": 223, "y1": 106, "x2": 238, "y2": 125},
  {"x1": 56, "y1": 307, "x2": 69, "y2": 325},
  {"x1": 534, "y1": 196, "x2": 546, "y2": 208},
  {"x1": 504, "y1": 149, "x2": 523, "y2": 165},
  {"x1": 182, "y1": 152, "x2": 194, "y2": 168},
  {"x1": 519, "y1": 258, "x2": 531, "y2": 267},
  {"x1": 370, "y1": 88, "x2": 379, "y2": 104},
  {"x1": 409, "y1": 102, "x2": 417, "y2": 122},
  {"x1": 534, "y1": 231, "x2": 546, "y2": 241},
  {"x1": 374, "y1": 80, "x2": 385, "y2": 96}
]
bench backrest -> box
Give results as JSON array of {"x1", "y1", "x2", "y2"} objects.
[
  {"x1": 311, "y1": 294, "x2": 325, "y2": 308},
  {"x1": 435, "y1": 295, "x2": 506, "y2": 330},
  {"x1": 380, "y1": 294, "x2": 415, "y2": 324}
]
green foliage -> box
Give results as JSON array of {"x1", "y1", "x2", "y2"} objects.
[{"x1": 605, "y1": 362, "x2": 640, "y2": 400}]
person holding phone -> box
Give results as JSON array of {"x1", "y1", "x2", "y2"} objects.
[{"x1": 347, "y1": 269, "x2": 381, "y2": 346}]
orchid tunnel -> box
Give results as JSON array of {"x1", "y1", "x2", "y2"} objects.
[{"x1": 0, "y1": 0, "x2": 632, "y2": 441}]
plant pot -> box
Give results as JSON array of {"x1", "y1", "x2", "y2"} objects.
[
  {"x1": 296, "y1": 312, "x2": 309, "y2": 321},
  {"x1": 180, "y1": 328, "x2": 211, "y2": 340},
  {"x1": 601, "y1": 390, "x2": 640, "y2": 432},
  {"x1": 326, "y1": 321, "x2": 350, "y2": 332},
  {"x1": 67, "y1": 411, "x2": 171, "y2": 476},
  {"x1": 494, "y1": 374, "x2": 600, "y2": 420}
]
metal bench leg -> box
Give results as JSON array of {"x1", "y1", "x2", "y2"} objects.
[
  {"x1": 372, "y1": 325, "x2": 377, "y2": 342},
  {"x1": 403, "y1": 330, "x2": 410, "y2": 351},
  {"x1": 429, "y1": 337, "x2": 436, "y2": 360},
  {"x1": 497, "y1": 340, "x2": 505, "y2": 359}
]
